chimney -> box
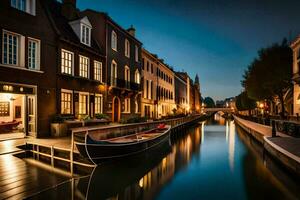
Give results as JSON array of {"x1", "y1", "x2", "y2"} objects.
[
  {"x1": 127, "y1": 25, "x2": 136, "y2": 37},
  {"x1": 61, "y1": 0, "x2": 77, "y2": 20}
]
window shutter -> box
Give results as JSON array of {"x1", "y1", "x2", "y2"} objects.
[{"x1": 19, "y1": 35, "x2": 25, "y2": 67}]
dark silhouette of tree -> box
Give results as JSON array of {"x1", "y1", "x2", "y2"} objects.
[
  {"x1": 236, "y1": 91, "x2": 256, "y2": 115},
  {"x1": 242, "y1": 39, "x2": 292, "y2": 117},
  {"x1": 204, "y1": 97, "x2": 215, "y2": 108}
]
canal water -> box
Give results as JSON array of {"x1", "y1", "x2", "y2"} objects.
[{"x1": 29, "y1": 114, "x2": 300, "y2": 200}]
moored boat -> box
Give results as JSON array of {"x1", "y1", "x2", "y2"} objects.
[{"x1": 74, "y1": 124, "x2": 171, "y2": 164}]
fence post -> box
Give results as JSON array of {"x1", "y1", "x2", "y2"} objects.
[{"x1": 272, "y1": 120, "x2": 276, "y2": 137}]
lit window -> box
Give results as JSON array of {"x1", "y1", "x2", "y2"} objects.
[
  {"x1": 135, "y1": 45, "x2": 139, "y2": 62},
  {"x1": 2, "y1": 31, "x2": 19, "y2": 66},
  {"x1": 28, "y1": 38, "x2": 40, "y2": 70},
  {"x1": 79, "y1": 94, "x2": 88, "y2": 115},
  {"x1": 135, "y1": 69, "x2": 140, "y2": 84},
  {"x1": 95, "y1": 94, "x2": 103, "y2": 114},
  {"x1": 125, "y1": 39, "x2": 130, "y2": 57},
  {"x1": 124, "y1": 98, "x2": 130, "y2": 113},
  {"x1": 94, "y1": 61, "x2": 102, "y2": 82},
  {"x1": 81, "y1": 24, "x2": 91, "y2": 46},
  {"x1": 61, "y1": 90, "x2": 72, "y2": 114},
  {"x1": 61, "y1": 49, "x2": 73, "y2": 75},
  {"x1": 111, "y1": 31, "x2": 117, "y2": 51},
  {"x1": 0, "y1": 102, "x2": 10, "y2": 117},
  {"x1": 79, "y1": 55, "x2": 89, "y2": 78}
]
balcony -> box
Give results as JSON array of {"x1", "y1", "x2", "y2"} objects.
[{"x1": 110, "y1": 77, "x2": 141, "y2": 91}]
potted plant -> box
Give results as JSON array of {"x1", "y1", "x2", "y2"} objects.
[{"x1": 50, "y1": 115, "x2": 68, "y2": 137}]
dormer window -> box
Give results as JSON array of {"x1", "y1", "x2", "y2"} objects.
[
  {"x1": 11, "y1": 0, "x2": 36, "y2": 15},
  {"x1": 81, "y1": 24, "x2": 91, "y2": 46},
  {"x1": 69, "y1": 16, "x2": 92, "y2": 47}
]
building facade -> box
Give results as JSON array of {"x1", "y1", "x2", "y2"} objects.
[
  {"x1": 0, "y1": 0, "x2": 59, "y2": 137},
  {"x1": 141, "y1": 49, "x2": 158, "y2": 119},
  {"x1": 157, "y1": 62, "x2": 176, "y2": 117},
  {"x1": 291, "y1": 36, "x2": 300, "y2": 116},
  {"x1": 85, "y1": 10, "x2": 142, "y2": 122},
  {"x1": 174, "y1": 72, "x2": 188, "y2": 114}
]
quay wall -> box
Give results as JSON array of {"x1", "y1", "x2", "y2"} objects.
[{"x1": 234, "y1": 115, "x2": 300, "y2": 177}]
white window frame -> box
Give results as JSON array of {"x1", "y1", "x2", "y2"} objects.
[
  {"x1": 61, "y1": 89, "x2": 73, "y2": 114},
  {"x1": 61, "y1": 49, "x2": 74, "y2": 75},
  {"x1": 95, "y1": 94, "x2": 103, "y2": 114},
  {"x1": 94, "y1": 60, "x2": 102, "y2": 82},
  {"x1": 135, "y1": 45, "x2": 139, "y2": 62},
  {"x1": 124, "y1": 65, "x2": 130, "y2": 82},
  {"x1": 79, "y1": 55, "x2": 89, "y2": 78},
  {"x1": 111, "y1": 60, "x2": 117, "y2": 86},
  {"x1": 134, "y1": 69, "x2": 140, "y2": 84},
  {"x1": 111, "y1": 31, "x2": 117, "y2": 51},
  {"x1": 28, "y1": 37, "x2": 40, "y2": 70},
  {"x1": 80, "y1": 24, "x2": 91, "y2": 46},
  {"x1": 2, "y1": 30, "x2": 23, "y2": 67},
  {"x1": 124, "y1": 98, "x2": 130, "y2": 113},
  {"x1": 79, "y1": 92, "x2": 89, "y2": 115},
  {"x1": 125, "y1": 39, "x2": 130, "y2": 58}
]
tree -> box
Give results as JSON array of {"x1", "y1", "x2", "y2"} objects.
[
  {"x1": 242, "y1": 39, "x2": 292, "y2": 117},
  {"x1": 204, "y1": 97, "x2": 215, "y2": 108},
  {"x1": 236, "y1": 91, "x2": 256, "y2": 115}
]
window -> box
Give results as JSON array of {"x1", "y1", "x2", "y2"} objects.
[
  {"x1": 81, "y1": 24, "x2": 91, "y2": 46},
  {"x1": 124, "y1": 98, "x2": 130, "y2": 113},
  {"x1": 79, "y1": 93, "x2": 88, "y2": 115},
  {"x1": 11, "y1": 0, "x2": 35, "y2": 15},
  {"x1": 125, "y1": 39, "x2": 130, "y2": 57},
  {"x1": 135, "y1": 45, "x2": 139, "y2": 62},
  {"x1": 111, "y1": 60, "x2": 117, "y2": 86},
  {"x1": 297, "y1": 49, "x2": 300, "y2": 73},
  {"x1": 61, "y1": 90, "x2": 72, "y2": 114},
  {"x1": 79, "y1": 55, "x2": 89, "y2": 78},
  {"x1": 94, "y1": 61, "x2": 102, "y2": 82},
  {"x1": 2, "y1": 31, "x2": 19, "y2": 66},
  {"x1": 95, "y1": 94, "x2": 103, "y2": 114},
  {"x1": 135, "y1": 69, "x2": 140, "y2": 84},
  {"x1": 28, "y1": 38, "x2": 40, "y2": 70},
  {"x1": 151, "y1": 64, "x2": 153, "y2": 74},
  {"x1": 125, "y1": 66, "x2": 130, "y2": 88},
  {"x1": 0, "y1": 102, "x2": 10, "y2": 117},
  {"x1": 61, "y1": 49, "x2": 73, "y2": 75},
  {"x1": 111, "y1": 31, "x2": 117, "y2": 51}
]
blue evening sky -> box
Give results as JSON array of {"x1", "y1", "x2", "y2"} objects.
[{"x1": 77, "y1": 0, "x2": 300, "y2": 101}]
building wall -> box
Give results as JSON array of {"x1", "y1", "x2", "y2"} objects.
[
  {"x1": 0, "y1": 0, "x2": 58, "y2": 137},
  {"x1": 291, "y1": 40, "x2": 300, "y2": 115},
  {"x1": 141, "y1": 49, "x2": 158, "y2": 119},
  {"x1": 174, "y1": 73, "x2": 187, "y2": 114},
  {"x1": 157, "y1": 62, "x2": 176, "y2": 117}
]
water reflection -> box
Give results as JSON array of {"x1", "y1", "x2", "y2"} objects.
[{"x1": 31, "y1": 114, "x2": 300, "y2": 200}]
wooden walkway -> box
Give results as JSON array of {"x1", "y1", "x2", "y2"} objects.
[{"x1": 0, "y1": 154, "x2": 70, "y2": 200}]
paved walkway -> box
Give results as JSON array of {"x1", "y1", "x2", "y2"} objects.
[{"x1": 234, "y1": 115, "x2": 300, "y2": 163}]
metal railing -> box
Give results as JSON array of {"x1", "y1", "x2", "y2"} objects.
[{"x1": 110, "y1": 77, "x2": 140, "y2": 90}]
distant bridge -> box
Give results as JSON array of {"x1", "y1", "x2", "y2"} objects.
[{"x1": 203, "y1": 107, "x2": 234, "y2": 113}]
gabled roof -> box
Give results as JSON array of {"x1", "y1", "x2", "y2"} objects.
[
  {"x1": 69, "y1": 16, "x2": 92, "y2": 28},
  {"x1": 41, "y1": 0, "x2": 104, "y2": 55}
]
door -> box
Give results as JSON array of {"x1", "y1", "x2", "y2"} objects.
[
  {"x1": 113, "y1": 97, "x2": 120, "y2": 122},
  {"x1": 27, "y1": 95, "x2": 36, "y2": 137}
]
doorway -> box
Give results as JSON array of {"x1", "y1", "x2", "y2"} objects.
[{"x1": 113, "y1": 97, "x2": 120, "y2": 122}]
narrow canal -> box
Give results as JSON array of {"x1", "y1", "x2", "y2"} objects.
[{"x1": 29, "y1": 113, "x2": 300, "y2": 200}]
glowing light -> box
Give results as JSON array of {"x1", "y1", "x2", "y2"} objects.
[{"x1": 139, "y1": 177, "x2": 144, "y2": 188}]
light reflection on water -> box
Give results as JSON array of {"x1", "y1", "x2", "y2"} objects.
[{"x1": 30, "y1": 114, "x2": 300, "y2": 200}]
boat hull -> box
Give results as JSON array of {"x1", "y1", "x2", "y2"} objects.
[{"x1": 76, "y1": 127, "x2": 171, "y2": 164}]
